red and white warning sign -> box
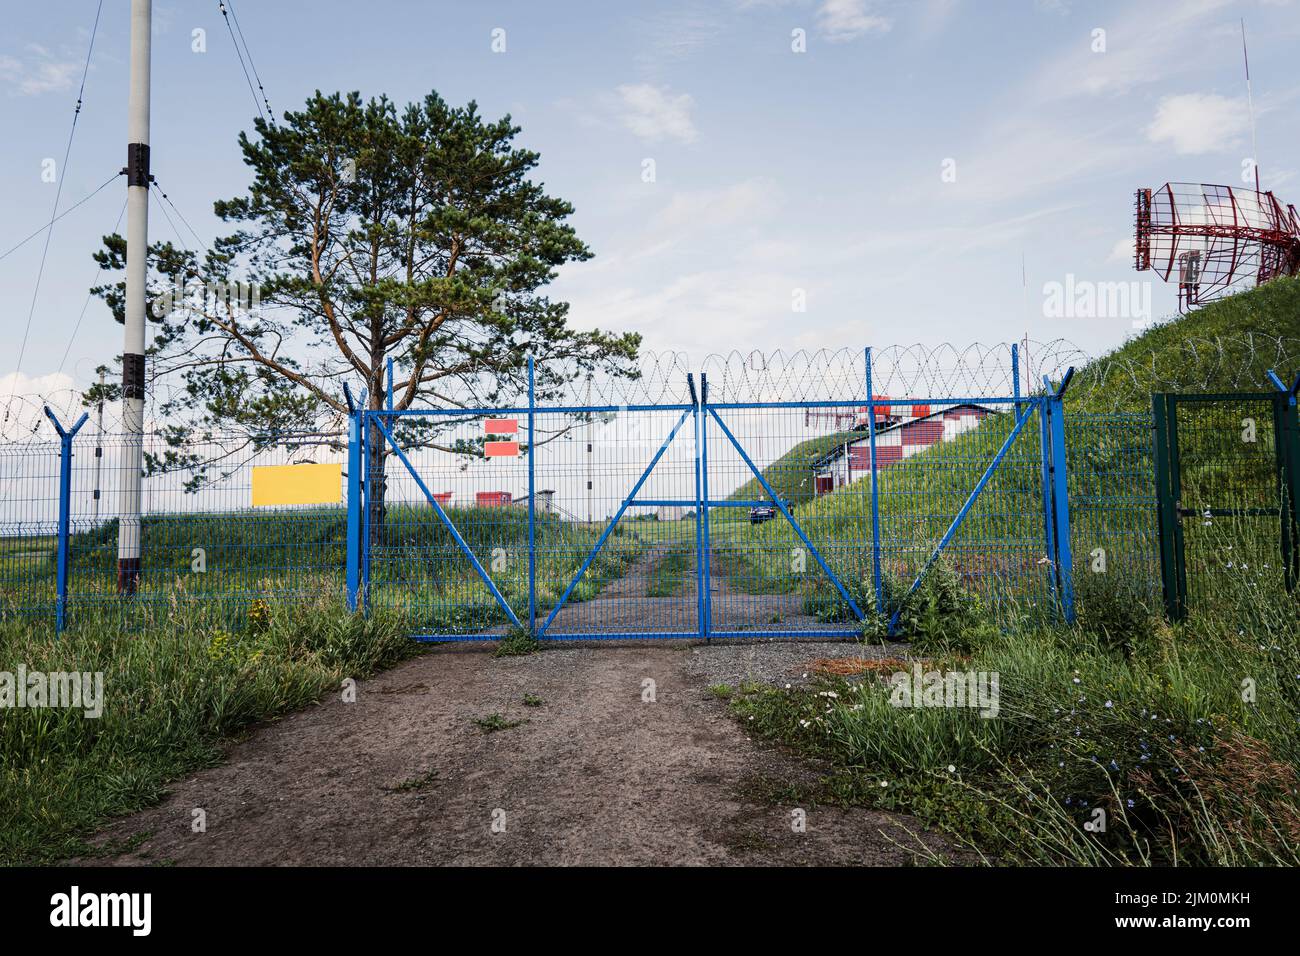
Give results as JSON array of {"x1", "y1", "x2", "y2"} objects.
[{"x1": 483, "y1": 419, "x2": 520, "y2": 457}]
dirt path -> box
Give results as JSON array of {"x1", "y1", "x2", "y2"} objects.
[
  {"x1": 544, "y1": 542, "x2": 827, "y2": 636},
  {"x1": 76, "y1": 642, "x2": 946, "y2": 866}
]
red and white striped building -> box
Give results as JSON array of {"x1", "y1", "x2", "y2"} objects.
[{"x1": 811, "y1": 403, "x2": 997, "y2": 495}]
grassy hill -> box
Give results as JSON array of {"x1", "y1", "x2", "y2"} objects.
[
  {"x1": 726, "y1": 429, "x2": 861, "y2": 506},
  {"x1": 1069, "y1": 274, "x2": 1300, "y2": 412},
  {"x1": 727, "y1": 276, "x2": 1300, "y2": 618}
]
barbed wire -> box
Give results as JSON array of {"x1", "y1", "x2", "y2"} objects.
[
  {"x1": 1072, "y1": 332, "x2": 1300, "y2": 411},
  {"x1": 5, "y1": 334, "x2": 1297, "y2": 446}
]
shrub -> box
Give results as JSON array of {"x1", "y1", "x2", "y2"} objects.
[
  {"x1": 888, "y1": 558, "x2": 999, "y2": 655},
  {"x1": 1074, "y1": 570, "x2": 1157, "y2": 657}
]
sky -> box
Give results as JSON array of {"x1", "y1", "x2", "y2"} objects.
[{"x1": 2, "y1": 0, "x2": 1298, "y2": 416}]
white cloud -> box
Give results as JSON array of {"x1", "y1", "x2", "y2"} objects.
[
  {"x1": 650, "y1": 178, "x2": 778, "y2": 233},
  {"x1": 0, "y1": 371, "x2": 81, "y2": 439},
  {"x1": 614, "y1": 84, "x2": 698, "y2": 143},
  {"x1": 1146, "y1": 93, "x2": 1250, "y2": 155},
  {"x1": 817, "y1": 0, "x2": 892, "y2": 42},
  {"x1": 0, "y1": 48, "x2": 80, "y2": 96},
  {"x1": 1026, "y1": 0, "x2": 1234, "y2": 101}
]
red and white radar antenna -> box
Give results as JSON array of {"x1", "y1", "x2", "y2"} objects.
[{"x1": 1135, "y1": 182, "x2": 1300, "y2": 313}]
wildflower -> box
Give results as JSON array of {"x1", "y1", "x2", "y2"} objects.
[
  {"x1": 1126, "y1": 799, "x2": 1135, "y2": 809},
  {"x1": 946, "y1": 765, "x2": 956, "y2": 773},
  {"x1": 1104, "y1": 700, "x2": 1113, "y2": 709}
]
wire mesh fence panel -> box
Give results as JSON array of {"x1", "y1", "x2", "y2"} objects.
[
  {"x1": 10, "y1": 341, "x2": 1290, "y2": 640},
  {"x1": 1172, "y1": 397, "x2": 1287, "y2": 615},
  {"x1": 61, "y1": 430, "x2": 348, "y2": 630},
  {"x1": 368, "y1": 412, "x2": 531, "y2": 639},
  {"x1": 1067, "y1": 413, "x2": 1161, "y2": 608},
  {"x1": 0, "y1": 439, "x2": 62, "y2": 622},
  {"x1": 703, "y1": 404, "x2": 867, "y2": 636},
  {"x1": 872, "y1": 401, "x2": 1053, "y2": 622},
  {"x1": 534, "y1": 405, "x2": 699, "y2": 638}
]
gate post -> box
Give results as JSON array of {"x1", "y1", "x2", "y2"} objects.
[
  {"x1": 864, "y1": 347, "x2": 884, "y2": 614},
  {"x1": 1151, "y1": 393, "x2": 1182, "y2": 620},
  {"x1": 44, "y1": 407, "x2": 89, "y2": 634},
  {"x1": 1011, "y1": 342, "x2": 1022, "y2": 418},
  {"x1": 1038, "y1": 396, "x2": 1057, "y2": 604},
  {"x1": 688, "y1": 374, "x2": 704, "y2": 638},
  {"x1": 527, "y1": 354, "x2": 537, "y2": 636},
  {"x1": 700, "y1": 373, "x2": 712, "y2": 641},
  {"x1": 1266, "y1": 370, "x2": 1300, "y2": 593},
  {"x1": 346, "y1": 405, "x2": 363, "y2": 612},
  {"x1": 1048, "y1": 392, "x2": 1074, "y2": 623}
]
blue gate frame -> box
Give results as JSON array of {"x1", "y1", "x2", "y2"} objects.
[{"x1": 344, "y1": 353, "x2": 1078, "y2": 640}]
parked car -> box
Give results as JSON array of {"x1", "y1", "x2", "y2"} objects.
[{"x1": 749, "y1": 500, "x2": 793, "y2": 524}]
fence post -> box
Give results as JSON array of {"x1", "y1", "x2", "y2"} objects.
[
  {"x1": 527, "y1": 354, "x2": 537, "y2": 636},
  {"x1": 700, "y1": 373, "x2": 712, "y2": 641},
  {"x1": 1266, "y1": 370, "x2": 1300, "y2": 593},
  {"x1": 688, "y1": 373, "x2": 704, "y2": 638},
  {"x1": 345, "y1": 404, "x2": 363, "y2": 612},
  {"x1": 864, "y1": 347, "x2": 884, "y2": 615},
  {"x1": 1011, "y1": 342, "x2": 1022, "y2": 418},
  {"x1": 360, "y1": 407, "x2": 371, "y2": 612},
  {"x1": 1038, "y1": 396, "x2": 1057, "y2": 605},
  {"x1": 44, "y1": 407, "x2": 89, "y2": 634},
  {"x1": 1049, "y1": 393, "x2": 1075, "y2": 623}
]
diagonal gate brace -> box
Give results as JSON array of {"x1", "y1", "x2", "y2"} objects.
[
  {"x1": 370, "y1": 416, "x2": 522, "y2": 629},
  {"x1": 888, "y1": 400, "x2": 1037, "y2": 634},
  {"x1": 538, "y1": 406, "x2": 694, "y2": 637},
  {"x1": 708, "y1": 406, "x2": 866, "y2": 622}
]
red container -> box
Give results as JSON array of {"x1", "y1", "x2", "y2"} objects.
[
  {"x1": 476, "y1": 491, "x2": 513, "y2": 507},
  {"x1": 911, "y1": 403, "x2": 931, "y2": 418},
  {"x1": 432, "y1": 492, "x2": 453, "y2": 507}
]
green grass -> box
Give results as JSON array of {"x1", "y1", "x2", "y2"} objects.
[
  {"x1": 727, "y1": 430, "x2": 861, "y2": 506},
  {"x1": 710, "y1": 276, "x2": 1300, "y2": 619},
  {"x1": 473, "y1": 713, "x2": 528, "y2": 734},
  {"x1": 0, "y1": 595, "x2": 418, "y2": 865},
  {"x1": 1069, "y1": 274, "x2": 1300, "y2": 410},
  {"x1": 729, "y1": 541, "x2": 1300, "y2": 864},
  {"x1": 1, "y1": 502, "x2": 641, "y2": 636},
  {"x1": 715, "y1": 279, "x2": 1300, "y2": 865},
  {"x1": 646, "y1": 545, "x2": 692, "y2": 597},
  {"x1": 494, "y1": 626, "x2": 542, "y2": 657}
]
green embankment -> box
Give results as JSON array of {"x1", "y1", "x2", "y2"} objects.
[
  {"x1": 716, "y1": 276, "x2": 1300, "y2": 617},
  {"x1": 725, "y1": 279, "x2": 1300, "y2": 865}
]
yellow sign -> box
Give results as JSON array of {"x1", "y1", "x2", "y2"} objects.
[{"x1": 251, "y1": 463, "x2": 343, "y2": 507}]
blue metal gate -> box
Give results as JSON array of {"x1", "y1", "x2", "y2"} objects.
[{"x1": 346, "y1": 350, "x2": 1079, "y2": 641}]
